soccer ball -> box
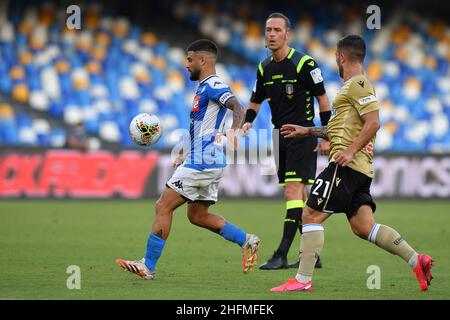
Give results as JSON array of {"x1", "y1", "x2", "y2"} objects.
[{"x1": 129, "y1": 113, "x2": 162, "y2": 146}]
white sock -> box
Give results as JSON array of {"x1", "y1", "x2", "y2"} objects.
[
  {"x1": 408, "y1": 253, "x2": 418, "y2": 268},
  {"x1": 296, "y1": 273, "x2": 312, "y2": 283}
]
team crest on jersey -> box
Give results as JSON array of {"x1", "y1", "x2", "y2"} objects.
[
  {"x1": 364, "y1": 142, "x2": 374, "y2": 154},
  {"x1": 286, "y1": 84, "x2": 294, "y2": 99},
  {"x1": 192, "y1": 95, "x2": 200, "y2": 111}
]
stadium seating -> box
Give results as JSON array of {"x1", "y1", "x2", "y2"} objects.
[
  {"x1": 0, "y1": 99, "x2": 68, "y2": 147},
  {"x1": 170, "y1": 0, "x2": 450, "y2": 153},
  {"x1": 0, "y1": 1, "x2": 449, "y2": 152}
]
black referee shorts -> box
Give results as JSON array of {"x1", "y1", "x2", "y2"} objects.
[
  {"x1": 306, "y1": 162, "x2": 377, "y2": 219},
  {"x1": 274, "y1": 134, "x2": 317, "y2": 185}
]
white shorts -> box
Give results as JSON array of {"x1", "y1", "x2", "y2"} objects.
[{"x1": 166, "y1": 166, "x2": 225, "y2": 204}]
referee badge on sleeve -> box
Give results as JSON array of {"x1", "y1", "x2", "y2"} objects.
[{"x1": 286, "y1": 84, "x2": 294, "y2": 99}]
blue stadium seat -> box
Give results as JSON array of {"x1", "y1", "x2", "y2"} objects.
[{"x1": 0, "y1": 1, "x2": 448, "y2": 152}]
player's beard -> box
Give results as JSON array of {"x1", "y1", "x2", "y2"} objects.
[{"x1": 189, "y1": 68, "x2": 201, "y2": 81}]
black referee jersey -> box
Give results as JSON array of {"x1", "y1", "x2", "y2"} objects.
[{"x1": 250, "y1": 48, "x2": 326, "y2": 128}]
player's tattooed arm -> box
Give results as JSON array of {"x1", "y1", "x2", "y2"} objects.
[
  {"x1": 225, "y1": 97, "x2": 245, "y2": 129},
  {"x1": 281, "y1": 124, "x2": 329, "y2": 140},
  {"x1": 308, "y1": 126, "x2": 329, "y2": 140}
]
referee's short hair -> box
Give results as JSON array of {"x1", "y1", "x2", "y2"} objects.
[
  {"x1": 266, "y1": 12, "x2": 291, "y2": 31},
  {"x1": 186, "y1": 39, "x2": 218, "y2": 57},
  {"x1": 337, "y1": 35, "x2": 366, "y2": 63}
]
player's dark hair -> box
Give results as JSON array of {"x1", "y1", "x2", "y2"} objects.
[
  {"x1": 266, "y1": 12, "x2": 291, "y2": 31},
  {"x1": 186, "y1": 39, "x2": 218, "y2": 56},
  {"x1": 337, "y1": 35, "x2": 366, "y2": 62}
]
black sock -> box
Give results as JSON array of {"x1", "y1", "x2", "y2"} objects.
[{"x1": 277, "y1": 207, "x2": 302, "y2": 256}]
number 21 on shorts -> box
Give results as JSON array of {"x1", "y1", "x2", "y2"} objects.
[{"x1": 312, "y1": 178, "x2": 331, "y2": 198}]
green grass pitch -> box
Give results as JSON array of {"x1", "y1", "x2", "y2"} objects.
[{"x1": 0, "y1": 199, "x2": 449, "y2": 300}]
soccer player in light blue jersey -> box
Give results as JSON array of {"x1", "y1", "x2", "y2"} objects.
[{"x1": 116, "y1": 39, "x2": 260, "y2": 279}]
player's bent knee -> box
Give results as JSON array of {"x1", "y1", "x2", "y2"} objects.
[
  {"x1": 301, "y1": 206, "x2": 325, "y2": 224},
  {"x1": 187, "y1": 212, "x2": 205, "y2": 227},
  {"x1": 350, "y1": 224, "x2": 372, "y2": 239}
]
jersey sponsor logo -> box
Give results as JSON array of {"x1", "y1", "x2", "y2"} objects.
[
  {"x1": 286, "y1": 84, "x2": 294, "y2": 99},
  {"x1": 358, "y1": 95, "x2": 377, "y2": 105},
  {"x1": 310, "y1": 68, "x2": 323, "y2": 84},
  {"x1": 192, "y1": 95, "x2": 200, "y2": 111},
  {"x1": 218, "y1": 92, "x2": 234, "y2": 105},
  {"x1": 209, "y1": 80, "x2": 228, "y2": 89}
]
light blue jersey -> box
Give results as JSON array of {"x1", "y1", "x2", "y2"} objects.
[{"x1": 184, "y1": 74, "x2": 234, "y2": 171}]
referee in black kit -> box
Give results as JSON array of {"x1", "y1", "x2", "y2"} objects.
[{"x1": 242, "y1": 13, "x2": 331, "y2": 270}]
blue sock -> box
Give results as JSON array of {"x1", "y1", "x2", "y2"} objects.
[
  {"x1": 219, "y1": 222, "x2": 247, "y2": 247},
  {"x1": 144, "y1": 232, "x2": 166, "y2": 271}
]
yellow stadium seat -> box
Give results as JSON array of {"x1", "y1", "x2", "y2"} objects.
[
  {"x1": 424, "y1": 56, "x2": 437, "y2": 70},
  {"x1": 136, "y1": 72, "x2": 152, "y2": 84},
  {"x1": 73, "y1": 78, "x2": 89, "y2": 90},
  {"x1": 141, "y1": 32, "x2": 158, "y2": 47},
  {"x1": 38, "y1": 6, "x2": 54, "y2": 26},
  {"x1": 10, "y1": 66, "x2": 25, "y2": 80},
  {"x1": 19, "y1": 52, "x2": 34, "y2": 65},
  {"x1": 246, "y1": 21, "x2": 261, "y2": 38},
  {"x1": 0, "y1": 104, "x2": 14, "y2": 118},
  {"x1": 18, "y1": 22, "x2": 32, "y2": 35},
  {"x1": 12, "y1": 84, "x2": 29, "y2": 103},
  {"x1": 95, "y1": 32, "x2": 110, "y2": 47},
  {"x1": 231, "y1": 80, "x2": 245, "y2": 94},
  {"x1": 91, "y1": 46, "x2": 107, "y2": 60},
  {"x1": 55, "y1": 60, "x2": 70, "y2": 73},
  {"x1": 385, "y1": 122, "x2": 398, "y2": 134},
  {"x1": 367, "y1": 60, "x2": 383, "y2": 81},
  {"x1": 152, "y1": 56, "x2": 167, "y2": 70},
  {"x1": 86, "y1": 61, "x2": 101, "y2": 74},
  {"x1": 85, "y1": 9, "x2": 100, "y2": 29}
]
